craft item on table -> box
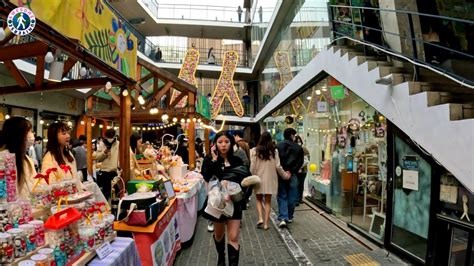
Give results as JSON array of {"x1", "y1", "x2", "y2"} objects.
[
  {"x1": 4, "y1": 153, "x2": 17, "y2": 202},
  {"x1": 0, "y1": 232, "x2": 14, "y2": 263},
  {"x1": 272, "y1": 51, "x2": 306, "y2": 116},
  {"x1": 0, "y1": 157, "x2": 6, "y2": 203},
  {"x1": 30, "y1": 254, "x2": 48, "y2": 266},
  {"x1": 78, "y1": 226, "x2": 95, "y2": 252},
  {"x1": 28, "y1": 220, "x2": 45, "y2": 246},
  {"x1": 53, "y1": 243, "x2": 67, "y2": 266},
  {"x1": 37, "y1": 248, "x2": 55, "y2": 265},
  {"x1": 210, "y1": 51, "x2": 245, "y2": 118},
  {"x1": 18, "y1": 224, "x2": 35, "y2": 252},
  {"x1": 7, "y1": 228, "x2": 26, "y2": 258},
  {"x1": 171, "y1": 47, "x2": 199, "y2": 108}
]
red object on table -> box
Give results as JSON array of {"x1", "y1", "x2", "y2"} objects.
[
  {"x1": 44, "y1": 207, "x2": 82, "y2": 230},
  {"x1": 114, "y1": 199, "x2": 181, "y2": 266}
]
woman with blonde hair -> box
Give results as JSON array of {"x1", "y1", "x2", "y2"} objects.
[{"x1": 250, "y1": 132, "x2": 290, "y2": 230}]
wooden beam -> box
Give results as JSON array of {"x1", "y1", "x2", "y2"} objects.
[
  {"x1": 0, "y1": 41, "x2": 48, "y2": 60},
  {"x1": 188, "y1": 91, "x2": 196, "y2": 107},
  {"x1": 35, "y1": 56, "x2": 45, "y2": 87},
  {"x1": 0, "y1": 77, "x2": 117, "y2": 95},
  {"x1": 139, "y1": 73, "x2": 154, "y2": 85},
  {"x1": 169, "y1": 91, "x2": 187, "y2": 108},
  {"x1": 0, "y1": 28, "x2": 14, "y2": 47},
  {"x1": 119, "y1": 92, "x2": 131, "y2": 184},
  {"x1": 61, "y1": 58, "x2": 78, "y2": 79},
  {"x1": 146, "y1": 81, "x2": 173, "y2": 108},
  {"x1": 3, "y1": 60, "x2": 30, "y2": 89},
  {"x1": 107, "y1": 92, "x2": 121, "y2": 106},
  {"x1": 86, "y1": 97, "x2": 93, "y2": 177},
  {"x1": 87, "y1": 107, "x2": 194, "y2": 121}
]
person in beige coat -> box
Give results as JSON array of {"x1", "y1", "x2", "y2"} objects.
[
  {"x1": 41, "y1": 122, "x2": 85, "y2": 191},
  {"x1": 0, "y1": 117, "x2": 38, "y2": 200},
  {"x1": 250, "y1": 132, "x2": 290, "y2": 230}
]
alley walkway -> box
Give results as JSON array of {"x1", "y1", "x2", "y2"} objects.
[{"x1": 175, "y1": 198, "x2": 407, "y2": 265}]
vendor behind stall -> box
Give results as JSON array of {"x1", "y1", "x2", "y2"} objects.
[
  {"x1": 0, "y1": 117, "x2": 37, "y2": 199},
  {"x1": 42, "y1": 122, "x2": 86, "y2": 191}
]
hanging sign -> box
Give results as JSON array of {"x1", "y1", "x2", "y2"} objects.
[
  {"x1": 402, "y1": 170, "x2": 419, "y2": 191},
  {"x1": 330, "y1": 85, "x2": 346, "y2": 100},
  {"x1": 7, "y1": 7, "x2": 36, "y2": 36},
  {"x1": 402, "y1": 155, "x2": 419, "y2": 170}
]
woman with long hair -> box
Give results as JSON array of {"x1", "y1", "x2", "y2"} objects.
[
  {"x1": 42, "y1": 122, "x2": 85, "y2": 190},
  {"x1": 0, "y1": 117, "x2": 37, "y2": 199},
  {"x1": 250, "y1": 132, "x2": 289, "y2": 230},
  {"x1": 201, "y1": 130, "x2": 250, "y2": 266}
]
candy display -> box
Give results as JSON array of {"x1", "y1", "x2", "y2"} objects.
[
  {"x1": 37, "y1": 247, "x2": 55, "y2": 265},
  {"x1": 18, "y1": 260, "x2": 36, "y2": 266},
  {"x1": 7, "y1": 228, "x2": 26, "y2": 258},
  {"x1": 30, "y1": 183, "x2": 52, "y2": 209},
  {"x1": 79, "y1": 226, "x2": 96, "y2": 252},
  {"x1": 31, "y1": 254, "x2": 49, "y2": 266},
  {"x1": 4, "y1": 153, "x2": 17, "y2": 203},
  {"x1": 29, "y1": 220, "x2": 45, "y2": 246},
  {"x1": 0, "y1": 157, "x2": 6, "y2": 203},
  {"x1": 0, "y1": 232, "x2": 14, "y2": 263},
  {"x1": 18, "y1": 224, "x2": 36, "y2": 252},
  {"x1": 8, "y1": 201, "x2": 23, "y2": 227}
]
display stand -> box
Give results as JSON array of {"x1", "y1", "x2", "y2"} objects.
[
  {"x1": 71, "y1": 232, "x2": 117, "y2": 266},
  {"x1": 176, "y1": 179, "x2": 204, "y2": 243},
  {"x1": 360, "y1": 154, "x2": 379, "y2": 226},
  {"x1": 114, "y1": 199, "x2": 181, "y2": 266}
]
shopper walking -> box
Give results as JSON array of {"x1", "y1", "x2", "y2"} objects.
[
  {"x1": 250, "y1": 132, "x2": 290, "y2": 230},
  {"x1": 42, "y1": 122, "x2": 85, "y2": 190},
  {"x1": 276, "y1": 128, "x2": 304, "y2": 228},
  {"x1": 94, "y1": 129, "x2": 120, "y2": 200},
  {"x1": 295, "y1": 135, "x2": 310, "y2": 204},
  {"x1": 0, "y1": 117, "x2": 37, "y2": 199},
  {"x1": 237, "y1": 6, "x2": 243, "y2": 22},
  {"x1": 34, "y1": 136, "x2": 43, "y2": 170},
  {"x1": 201, "y1": 130, "x2": 250, "y2": 266}
]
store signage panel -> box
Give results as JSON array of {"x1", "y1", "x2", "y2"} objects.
[
  {"x1": 402, "y1": 155, "x2": 419, "y2": 170},
  {"x1": 402, "y1": 170, "x2": 419, "y2": 191},
  {"x1": 7, "y1": 7, "x2": 36, "y2": 36}
]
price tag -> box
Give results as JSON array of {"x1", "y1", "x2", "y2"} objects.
[{"x1": 96, "y1": 241, "x2": 113, "y2": 259}]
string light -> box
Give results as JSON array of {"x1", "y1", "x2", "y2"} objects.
[{"x1": 122, "y1": 89, "x2": 129, "y2": 97}]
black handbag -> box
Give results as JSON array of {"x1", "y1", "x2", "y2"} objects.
[{"x1": 117, "y1": 192, "x2": 165, "y2": 225}]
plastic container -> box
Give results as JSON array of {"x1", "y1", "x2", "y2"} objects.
[
  {"x1": 18, "y1": 260, "x2": 36, "y2": 266},
  {"x1": 37, "y1": 247, "x2": 55, "y2": 266},
  {"x1": 7, "y1": 228, "x2": 26, "y2": 258},
  {"x1": 79, "y1": 226, "x2": 96, "y2": 252},
  {"x1": 31, "y1": 254, "x2": 49, "y2": 266},
  {"x1": 30, "y1": 184, "x2": 52, "y2": 209},
  {"x1": 28, "y1": 220, "x2": 45, "y2": 246},
  {"x1": 93, "y1": 222, "x2": 106, "y2": 246},
  {"x1": 18, "y1": 224, "x2": 36, "y2": 252},
  {"x1": 0, "y1": 232, "x2": 14, "y2": 263},
  {"x1": 44, "y1": 207, "x2": 82, "y2": 230},
  {"x1": 104, "y1": 214, "x2": 115, "y2": 237},
  {"x1": 18, "y1": 200, "x2": 33, "y2": 223},
  {"x1": 45, "y1": 228, "x2": 64, "y2": 248}
]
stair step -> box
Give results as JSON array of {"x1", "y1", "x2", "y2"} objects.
[
  {"x1": 367, "y1": 61, "x2": 392, "y2": 71},
  {"x1": 347, "y1": 51, "x2": 365, "y2": 60},
  {"x1": 377, "y1": 66, "x2": 406, "y2": 77},
  {"x1": 391, "y1": 73, "x2": 412, "y2": 85},
  {"x1": 356, "y1": 55, "x2": 386, "y2": 65},
  {"x1": 427, "y1": 91, "x2": 474, "y2": 107},
  {"x1": 409, "y1": 82, "x2": 474, "y2": 95},
  {"x1": 450, "y1": 103, "x2": 474, "y2": 120}
]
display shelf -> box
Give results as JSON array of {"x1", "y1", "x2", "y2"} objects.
[
  {"x1": 10, "y1": 244, "x2": 49, "y2": 266},
  {"x1": 71, "y1": 232, "x2": 117, "y2": 266}
]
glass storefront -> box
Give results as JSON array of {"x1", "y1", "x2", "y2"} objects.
[{"x1": 264, "y1": 75, "x2": 388, "y2": 239}]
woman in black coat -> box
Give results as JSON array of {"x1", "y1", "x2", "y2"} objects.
[{"x1": 201, "y1": 130, "x2": 249, "y2": 266}]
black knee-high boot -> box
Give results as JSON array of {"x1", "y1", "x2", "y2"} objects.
[
  {"x1": 214, "y1": 236, "x2": 225, "y2": 266},
  {"x1": 227, "y1": 244, "x2": 240, "y2": 266}
]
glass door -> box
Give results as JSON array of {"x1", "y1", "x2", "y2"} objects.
[{"x1": 389, "y1": 135, "x2": 432, "y2": 262}]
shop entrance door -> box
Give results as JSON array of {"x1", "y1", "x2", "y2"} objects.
[{"x1": 386, "y1": 135, "x2": 432, "y2": 263}]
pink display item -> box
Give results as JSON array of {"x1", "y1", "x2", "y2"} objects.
[
  {"x1": 18, "y1": 200, "x2": 33, "y2": 223},
  {"x1": 28, "y1": 220, "x2": 45, "y2": 246},
  {"x1": 78, "y1": 226, "x2": 96, "y2": 252},
  {"x1": 0, "y1": 232, "x2": 14, "y2": 263},
  {"x1": 7, "y1": 228, "x2": 26, "y2": 258},
  {"x1": 4, "y1": 153, "x2": 17, "y2": 203}
]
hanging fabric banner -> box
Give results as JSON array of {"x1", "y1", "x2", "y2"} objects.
[{"x1": 11, "y1": 0, "x2": 137, "y2": 79}]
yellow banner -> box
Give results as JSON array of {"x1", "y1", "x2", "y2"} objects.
[{"x1": 11, "y1": 0, "x2": 137, "y2": 79}]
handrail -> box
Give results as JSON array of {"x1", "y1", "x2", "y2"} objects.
[{"x1": 328, "y1": 4, "x2": 474, "y2": 87}]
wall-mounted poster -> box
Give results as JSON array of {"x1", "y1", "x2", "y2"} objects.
[{"x1": 403, "y1": 170, "x2": 419, "y2": 191}]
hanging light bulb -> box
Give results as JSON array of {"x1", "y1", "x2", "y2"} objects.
[
  {"x1": 180, "y1": 118, "x2": 185, "y2": 123},
  {"x1": 44, "y1": 50, "x2": 54, "y2": 64},
  {"x1": 198, "y1": 118, "x2": 201, "y2": 123},
  {"x1": 105, "y1": 81, "x2": 112, "y2": 94},
  {"x1": 40, "y1": 120, "x2": 44, "y2": 125},
  {"x1": 122, "y1": 89, "x2": 129, "y2": 97},
  {"x1": 138, "y1": 94, "x2": 145, "y2": 105},
  {"x1": 161, "y1": 114, "x2": 169, "y2": 121},
  {"x1": 186, "y1": 118, "x2": 190, "y2": 123},
  {"x1": 67, "y1": 121, "x2": 72, "y2": 127},
  {"x1": 192, "y1": 118, "x2": 196, "y2": 122},
  {"x1": 99, "y1": 124, "x2": 103, "y2": 128},
  {"x1": 322, "y1": 86, "x2": 327, "y2": 92},
  {"x1": 79, "y1": 63, "x2": 88, "y2": 77},
  {"x1": 172, "y1": 117, "x2": 178, "y2": 123},
  {"x1": 316, "y1": 90, "x2": 321, "y2": 95},
  {"x1": 80, "y1": 120, "x2": 85, "y2": 125}
]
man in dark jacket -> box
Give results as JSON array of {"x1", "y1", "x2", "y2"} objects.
[{"x1": 276, "y1": 128, "x2": 304, "y2": 228}]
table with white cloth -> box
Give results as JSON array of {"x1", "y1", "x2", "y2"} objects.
[
  {"x1": 175, "y1": 178, "x2": 205, "y2": 243},
  {"x1": 87, "y1": 237, "x2": 141, "y2": 266}
]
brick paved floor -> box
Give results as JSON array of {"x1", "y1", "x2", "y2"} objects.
[{"x1": 175, "y1": 197, "x2": 408, "y2": 266}]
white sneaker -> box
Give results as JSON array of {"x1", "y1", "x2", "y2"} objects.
[
  {"x1": 287, "y1": 219, "x2": 293, "y2": 223},
  {"x1": 278, "y1": 220, "x2": 287, "y2": 228},
  {"x1": 207, "y1": 222, "x2": 214, "y2": 232}
]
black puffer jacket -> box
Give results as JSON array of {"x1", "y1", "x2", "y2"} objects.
[{"x1": 276, "y1": 139, "x2": 304, "y2": 176}]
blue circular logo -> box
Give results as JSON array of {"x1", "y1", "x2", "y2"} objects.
[{"x1": 7, "y1": 7, "x2": 36, "y2": 36}]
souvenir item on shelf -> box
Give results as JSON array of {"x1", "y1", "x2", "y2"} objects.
[
  {"x1": 18, "y1": 260, "x2": 36, "y2": 266},
  {"x1": 0, "y1": 232, "x2": 14, "y2": 263},
  {"x1": 7, "y1": 228, "x2": 26, "y2": 258},
  {"x1": 28, "y1": 220, "x2": 45, "y2": 246},
  {"x1": 18, "y1": 224, "x2": 35, "y2": 252}
]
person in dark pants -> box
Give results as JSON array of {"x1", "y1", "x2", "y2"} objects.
[
  {"x1": 94, "y1": 129, "x2": 119, "y2": 201},
  {"x1": 361, "y1": 0, "x2": 382, "y2": 46},
  {"x1": 73, "y1": 135, "x2": 88, "y2": 181},
  {"x1": 237, "y1": 6, "x2": 243, "y2": 22},
  {"x1": 295, "y1": 135, "x2": 310, "y2": 204},
  {"x1": 276, "y1": 128, "x2": 304, "y2": 228}
]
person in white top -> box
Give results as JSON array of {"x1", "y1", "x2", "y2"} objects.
[
  {"x1": 41, "y1": 122, "x2": 85, "y2": 191},
  {"x1": 0, "y1": 117, "x2": 37, "y2": 200}
]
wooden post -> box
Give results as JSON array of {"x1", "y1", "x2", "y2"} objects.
[
  {"x1": 188, "y1": 116, "x2": 195, "y2": 170},
  {"x1": 119, "y1": 88, "x2": 131, "y2": 183},
  {"x1": 86, "y1": 97, "x2": 93, "y2": 177},
  {"x1": 204, "y1": 128, "x2": 210, "y2": 156}
]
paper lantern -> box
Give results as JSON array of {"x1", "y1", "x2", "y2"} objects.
[{"x1": 309, "y1": 163, "x2": 317, "y2": 173}]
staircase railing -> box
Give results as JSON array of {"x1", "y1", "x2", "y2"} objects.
[{"x1": 328, "y1": 4, "x2": 474, "y2": 87}]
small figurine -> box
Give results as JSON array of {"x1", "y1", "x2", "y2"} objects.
[{"x1": 460, "y1": 194, "x2": 470, "y2": 222}]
